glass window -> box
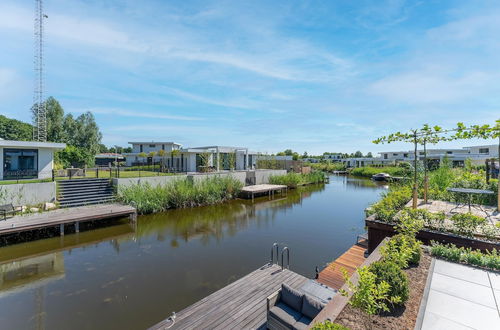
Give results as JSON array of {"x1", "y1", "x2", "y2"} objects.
[
  {"x1": 3, "y1": 149, "x2": 38, "y2": 179},
  {"x1": 479, "y1": 148, "x2": 489, "y2": 154},
  {"x1": 149, "y1": 144, "x2": 156, "y2": 148}
]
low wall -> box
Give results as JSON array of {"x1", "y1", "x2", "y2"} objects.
[
  {"x1": 366, "y1": 216, "x2": 500, "y2": 253},
  {"x1": 254, "y1": 169, "x2": 287, "y2": 184},
  {"x1": 112, "y1": 170, "x2": 287, "y2": 192},
  {"x1": 112, "y1": 175, "x2": 188, "y2": 193},
  {"x1": 0, "y1": 181, "x2": 56, "y2": 205},
  {"x1": 189, "y1": 171, "x2": 247, "y2": 185}
]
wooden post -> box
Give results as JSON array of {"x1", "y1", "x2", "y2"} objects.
[
  {"x1": 497, "y1": 136, "x2": 500, "y2": 211},
  {"x1": 486, "y1": 159, "x2": 490, "y2": 184},
  {"x1": 60, "y1": 224, "x2": 64, "y2": 236},
  {"x1": 75, "y1": 221, "x2": 79, "y2": 233},
  {"x1": 423, "y1": 139, "x2": 428, "y2": 204}
]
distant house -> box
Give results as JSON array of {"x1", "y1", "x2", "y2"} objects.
[
  {"x1": 95, "y1": 153, "x2": 125, "y2": 166},
  {"x1": 322, "y1": 153, "x2": 343, "y2": 161},
  {"x1": 123, "y1": 142, "x2": 260, "y2": 172},
  {"x1": 0, "y1": 139, "x2": 66, "y2": 180}
]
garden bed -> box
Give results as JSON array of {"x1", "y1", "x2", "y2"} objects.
[
  {"x1": 334, "y1": 253, "x2": 432, "y2": 330},
  {"x1": 366, "y1": 216, "x2": 500, "y2": 253}
]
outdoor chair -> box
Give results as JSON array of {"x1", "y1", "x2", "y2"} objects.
[
  {"x1": 0, "y1": 203, "x2": 18, "y2": 221},
  {"x1": 267, "y1": 283, "x2": 325, "y2": 330}
]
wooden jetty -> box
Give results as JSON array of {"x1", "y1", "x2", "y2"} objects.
[
  {"x1": 317, "y1": 238, "x2": 368, "y2": 290},
  {"x1": 0, "y1": 203, "x2": 136, "y2": 237},
  {"x1": 150, "y1": 264, "x2": 307, "y2": 330},
  {"x1": 241, "y1": 184, "x2": 288, "y2": 201}
]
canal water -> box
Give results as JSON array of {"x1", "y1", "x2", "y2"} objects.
[{"x1": 0, "y1": 175, "x2": 386, "y2": 330}]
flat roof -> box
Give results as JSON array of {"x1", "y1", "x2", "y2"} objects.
[
  {"x1": 0, "y1": 140, "x2": 66, "y2": 150},
  {"x1": 128, "y1": 141, "x2": 182, "y2": 146}
]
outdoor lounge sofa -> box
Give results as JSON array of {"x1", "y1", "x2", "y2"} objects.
[
  {"x1": 267, "y1": 283, "x2": 325, "y2": 330},
  {"x1": 0, "y1": 203, "x2": 18, "y2": 221}
]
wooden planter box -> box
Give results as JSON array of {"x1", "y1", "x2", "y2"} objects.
[{"x1": 366, "y1": 215, "x2": 500, "y2": 253}]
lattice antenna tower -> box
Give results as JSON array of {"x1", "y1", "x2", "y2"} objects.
[{"x1": 33, "y1": 0, "x2": 47, "y2": 142}]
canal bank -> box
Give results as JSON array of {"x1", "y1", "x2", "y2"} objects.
[{"x1": 0, "y1": 176, "x2": 386, "y2": 330}]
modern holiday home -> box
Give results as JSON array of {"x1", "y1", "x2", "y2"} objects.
[{"x1": 0, "y1": 139, "x2": 66, "y2": 180}]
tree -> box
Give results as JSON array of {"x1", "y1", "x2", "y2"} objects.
[
  {"x1": 452, "y1": 120, "x2": 500, "y2": 210},
  {"x1": 0, "y1": 115, "x2": 32, "y2": 141},
  {"x1": 302, "y1": 151, "x2": 308, "y2": 158},
  {"x1": 138, "y1": 152, "x2": 147, "y2": 164},
  {"x1": 56, "y1": 145, "x2": 93, "y2": 168},
  {"x1": 374, "y1": 125, "x2": 446, "y2": 208},
  {"x1": 366, "y1": 152, "x2": 373, "y2": 158},
  {"x1": 354, "y1": 151, "x2": 363, "y2": 157},
  {"x1": 46, "y1": 97, "x2": 66, "y2": 142}
]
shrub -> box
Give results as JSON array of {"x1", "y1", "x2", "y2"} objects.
[
  {"x1": 350, "y1": 166, "x2": 409, "y2": 178},
  {"x1": 450, "y1": 213, "x2": 486, "y2": 238},
  {"x1": 368, "y1": 185, "x2": 413, "y2": 222},
  {"x1": 381, "y1": 234, "x2": 421, "y2": 268},
  {"x1": 399, "y1": 208, "x2": 446, "y2": 232},
  {"x1": 430, "y1": 242, "x2": 500, "y2": 270},
  {"x1": 269, "y1": 171, "x2": 325, "y2": 188},
  {"x1": 369, "y1": 260, "x2": 409, "y2": 306},
  {"x1": 340, "y1": 266, "x2": 401, "y2": 328},
  {"x1": 311, "y1": 321, "x2": 350, "y2": 330}
]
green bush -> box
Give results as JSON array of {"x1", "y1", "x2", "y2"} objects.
[
  {"x1": 350, "y1": 166, "x2": 409, "y2": 178},
  {"x1": 450, "y1": 213, "x2": 486, "y2": 238},
  {"x1": 369, "y1": 260, "x2": 409, "y2": 306},
  {"x1": 367, "y1": 185, "x2": 413, "y2": 222},
  {"x1": 430, "y1": 242, "x2": 500, "y2": 270},
  {"x1": 381, "y1": 234, "x2": 421, "y2": 268},
  {"x1": 309, "y1": 162, "x2": 346, "y2": 172},
  {"x1": 269, "y1": 171, "x2": 325, "y2": 188},
  {"x1": 117, "y1": 176, "x2": 243, "y2": 214},
  {"x1": 311, "y1": 321, "x2": 350, "y2": 330}
]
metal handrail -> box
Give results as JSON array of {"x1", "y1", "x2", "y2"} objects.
[
  {"x1": 281, "y1": 247, "x2": 290, "y2": 270},
  {"x1": 270, "y1": 242, "x2": 279, "y2": 265}
]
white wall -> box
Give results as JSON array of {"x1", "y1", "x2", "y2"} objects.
[
  {"x1": 0, "y1": 181, "x2": 56, "y2": 205},
  {"x1": 38, "y1": 149, "x2": 54, "y2": 179},
  {"x1": 254, "y1": 169, "x2": 287, "y2": 184}
]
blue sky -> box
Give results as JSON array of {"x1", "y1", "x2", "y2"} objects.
[{"x1": 1, "y1": 0, "x2": 499, "y2": 154}]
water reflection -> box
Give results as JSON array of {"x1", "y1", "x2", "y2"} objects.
[{"x1": 0, "y1": 175, "x2": 385, "y2": 330}]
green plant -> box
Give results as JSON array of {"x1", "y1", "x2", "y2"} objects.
[
  {"x1": 268, "y1": 171, "x2": 325, "y2": 188},
  {"x1": 340, "y1": 266, "x2": 401, "y2": 329},
  {"x1": 450, "y1": 213, "x2": 486, "y2": 238},
  {"x1": 430, "y1": 242, "x2": 500, "y2": 270},
  {"x1": 311, "y1": 321, "x2": 350, "y2": 330},
  {"x1": 117, "y1": 176, "x2": 243, "y2": 214},
  {"x1": 394, "y1": 210, "x2": 424, "y2": 237},
  {"x1": 369, "y1": 260, "x2": 409, "y2": 306},
  {"x1": 367, "y1": 185, "x2": 412, "y2": 222},
  {"x1": 381, "y1": 234, "x2": 421, "y2": 268}
]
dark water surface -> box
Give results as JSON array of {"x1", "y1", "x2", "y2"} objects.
[{"x1": 0, "y1": 176, "x2": 386, "y2": 330}]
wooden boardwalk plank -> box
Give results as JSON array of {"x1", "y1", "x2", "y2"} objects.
[
  {"x1": 0, "y1": 203, "x2": 136, "y2": 236},
  {"x1": 317, "y1": 242, "x2": 367, "y2": 290},
  {"x1": 150, "y1": 264, "x2": 308, "y2": 330}
]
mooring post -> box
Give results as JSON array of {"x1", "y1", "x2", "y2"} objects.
[
  {"x1": 60, "y1": 224, "x2": 64, "y2": 236},
  {"x1": 75, "y1": 221, "x2": 79, "y2": 233}
]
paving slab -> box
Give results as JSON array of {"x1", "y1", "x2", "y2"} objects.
[
  {"x1": 419, "y1": 259, "x2": 500, "y2": 330},
  {"x1": 433, "y1": 259, "x2": 491, "y2": 286}
]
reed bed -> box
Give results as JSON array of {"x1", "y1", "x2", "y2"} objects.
[
  {"x1": 117, "y1": 176, "x2": 243, "y2": 214},
  {"x1": 269, "y1": 171, "x2": 326, "y2": 188}
]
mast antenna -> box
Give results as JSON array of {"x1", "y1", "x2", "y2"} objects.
[{"x1": 33, "y1": 0, "x2": 47, "y2": 142}]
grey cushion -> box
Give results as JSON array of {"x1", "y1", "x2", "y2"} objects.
[
  {"x1": 293, "y1": 316, "x2": 312, "y2": 330},
  {"x1": 301, "y1": 294, "x2": 325, "y2": 320},
  {"x1": 269, "y1": 302, "x2": 302, "y2": 327},
  {"x1": 281, "y1": 284, "x2": 304, "y2": 312}
]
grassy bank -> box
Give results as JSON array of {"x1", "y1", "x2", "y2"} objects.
[
  {"x1": 269, "y1": 171, "x2": 326, "y2": 188},
  {"x1": 117, "y1": 176, "x2": 243, "y2": 214},
  {"x1": 350, "y1": 166, "x2": 409, "y2": 178},
  {"x1": 308, "y1": 162, "x2": 346, "y2": 172}
]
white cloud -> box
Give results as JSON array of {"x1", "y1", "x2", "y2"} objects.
[{"x1": 72, "y1": 108, "x2": 203, "y2": 121}]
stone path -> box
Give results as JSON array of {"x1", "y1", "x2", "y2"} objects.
[{"x1": 418, "y1": 259, "x2": 500, "y2": 330}]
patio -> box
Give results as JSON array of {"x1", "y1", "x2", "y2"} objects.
[{"x1": 408, "y1": 199, "x2": 500, "y2": 225}]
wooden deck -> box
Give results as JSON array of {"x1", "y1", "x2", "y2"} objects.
[
  {"x1": 150, "y1": 264, "x2": 308, "y2": 330},
  {"x1": 317, "y1": 240, "x2": 368, "y2": 290},
  {"x1": 0, "y1": 203, "x2": 136, "y2": 237},
  {"x1": 241, "y1": 184, "x2": 288, "y2": 201}
]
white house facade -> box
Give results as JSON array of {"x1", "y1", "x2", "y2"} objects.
[
  {"x1": 0, "y1": 140, "x2": 66, "y2": 180},
  {"x1": 123, "y1": 142, "x2": 260, "y2": 172}
]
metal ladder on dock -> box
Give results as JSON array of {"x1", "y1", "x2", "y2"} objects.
[{"x1": 269, "y1": 242, "x2": 290, "y2": 270}]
